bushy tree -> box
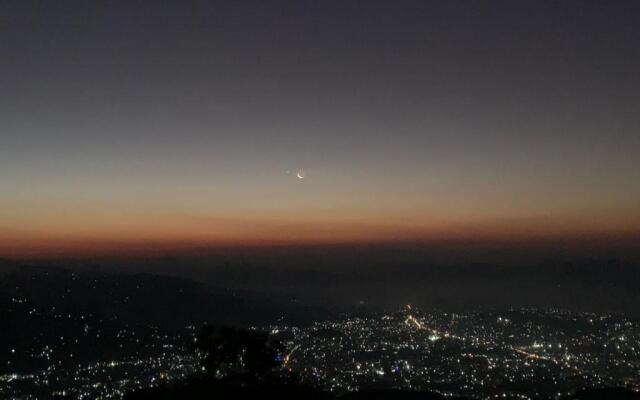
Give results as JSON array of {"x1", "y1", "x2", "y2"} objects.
[{"x1": 193, "y1": 325, "x2": 282, "y2": 380}]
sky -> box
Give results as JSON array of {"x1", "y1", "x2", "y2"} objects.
[{"x1": 1, "y1": 0, "x2": 640, "y2": 257}]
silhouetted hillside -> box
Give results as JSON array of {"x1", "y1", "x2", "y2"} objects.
[
  {"x1": 0, "y1": 265, "x2": 329, "y2": 328},
  {"x1": 125, "y1": 378, "x2": 640, "y2": 400},
  {"x1": 0, "y1": 265, "x2": 330, "y2": 373},
  {"x1": 122, "y1": 377, "x2": 468, "y2": 400},
  {"x1": 89, "y1": 249, "x2": 640, "y2": 315},
  {"x1": 565, "y1": 388, "x2": 640, "y2": 400}
]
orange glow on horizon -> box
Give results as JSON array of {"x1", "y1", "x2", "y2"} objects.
[{"x1": 2, "y1": 210, "x2": 639, "y2": 259}]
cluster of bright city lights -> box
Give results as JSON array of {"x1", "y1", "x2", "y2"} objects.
[
  {"x1": 2, "y1": 306, "x2": 640, "y2": 399},
  {"x1": 269, "y1": 306, "x2": 640, "y2": 399}
]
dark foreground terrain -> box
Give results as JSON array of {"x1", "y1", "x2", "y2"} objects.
[
  {"x1": 125, "y1": 382, "x2": 640, "y2": 400},
  {"x1": 1, "y1": 261, "x2": 640, "y2": 400}
]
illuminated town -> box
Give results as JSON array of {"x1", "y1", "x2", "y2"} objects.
[
  {"x1": 3, "y1": 305, "x2": 639, "y2": 399},
  {"x1": 270, "y1": 306, "x2": 640, "y2": 399},
  {"x1": 0, "y1": 322, "x2": 200, "y2": 400}
]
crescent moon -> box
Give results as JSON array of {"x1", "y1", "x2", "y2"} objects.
[{"x1": 296, "y1": 169, "x2": 305, "y2": 179}]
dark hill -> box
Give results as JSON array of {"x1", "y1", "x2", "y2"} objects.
[{"x1": 0, "y1": 265, "x2": 329, "y2": 373}]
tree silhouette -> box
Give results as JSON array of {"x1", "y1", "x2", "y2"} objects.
[{"x1": 193, "y1": 325, "x2": 282, "y2": 380}]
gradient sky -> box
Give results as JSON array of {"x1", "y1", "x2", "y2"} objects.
[{"x1": 1, "y1": 1, "x2": 640, "y2": 257}]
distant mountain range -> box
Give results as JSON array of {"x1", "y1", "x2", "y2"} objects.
[
  {"x1": 5, "y1": 244, "x2": 640, "y2": 316},
  {"x1": 59, "y1": 247, "x2": 640, "y2": 316}
]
